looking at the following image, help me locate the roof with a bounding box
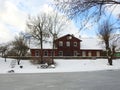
[28,38,53,49]
[80,37,102,50]
[30,42,52,49]
[55,34,81,42]
[30,34,103,50]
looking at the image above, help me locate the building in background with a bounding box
[30,34,103,58]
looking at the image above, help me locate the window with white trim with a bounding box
[82,51,86,57]
[74,51,78,56]
[59,41,63,46]
[66,41,70,47]
[50,51,55,56]
[74,42,77,47]
[44,51,48,56]
[97,51,100,57]
[35,50,39,56]
[67,36,72,40]
[88,51,92,57]
[58,51,63,56]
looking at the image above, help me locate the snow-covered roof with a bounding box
[30,37,103,50]
[80,37,102,50]
[30,42,52,49]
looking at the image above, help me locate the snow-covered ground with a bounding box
[0,57,120,74]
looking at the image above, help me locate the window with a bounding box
[58,51,63,56]
[82,51,86,57]
[74,42,77,47]
[66,41,70,47]
[97,51,100,57]
[88,51,92,57]
[35,50,39,56]
[44,51,48,56]
[50,51,55,56]
[74,51,78,56]
[67,36,72,40]
[59,41,63,46]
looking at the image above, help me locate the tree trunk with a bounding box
[107,49,113,66]
[17,54,21,65]
[51,49,54,64]
[106,47,113,65]
[108,57,112,65]
[4,56,6,62]
[40,31,44,64]
[2,52,3,57]
[17,59,20,65]
[51,37,55,64]
[40,50,43,64]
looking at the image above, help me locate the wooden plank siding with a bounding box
[30,34,103,58]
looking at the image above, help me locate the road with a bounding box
[0,70,120,90]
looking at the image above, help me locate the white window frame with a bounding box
[35,50,39,57]
[74,51,78,56]
[59,41,63,47]
[82,51,86,57]
[88,51,92,57]
[74,42,77,47]
[67,36,72,40]
[66,41,70,47]
[58,51,63,56]
[44,51,48,56]
[50,51,55,56]
[96,51,100,57]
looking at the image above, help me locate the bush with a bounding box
[44,57,53,65]
[30,57,41,65]
[30,57,53,65]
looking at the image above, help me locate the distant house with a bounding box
[30,34,103,58]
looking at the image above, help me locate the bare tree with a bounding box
[0,43,10,62]
[98,20,119,65]
[54,0,120,30]
[0,44,7,57]
[12,33,29,65]
[48,12,67,64]
[26,13,50,64]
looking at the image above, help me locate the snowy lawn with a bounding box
[0,57,120,74]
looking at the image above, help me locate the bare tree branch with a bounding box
[54,0,120,30]
[47,12,68,64]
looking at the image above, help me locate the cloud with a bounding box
[62,21,80,37]
[0,0,28,43]
[15,0,54,15]
[106,5,120,18]
[0,0,80,43]
[0,1,26,31]
[41,4,54,13]
[0,22,15,43]
[0,0,7,11]
[0,0,55,43]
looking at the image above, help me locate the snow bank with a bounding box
[0,57,120,74]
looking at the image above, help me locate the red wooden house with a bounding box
[30,34,103,58]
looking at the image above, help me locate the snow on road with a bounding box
[0,57,120,74]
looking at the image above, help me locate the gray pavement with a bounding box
[0,70,120,90]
